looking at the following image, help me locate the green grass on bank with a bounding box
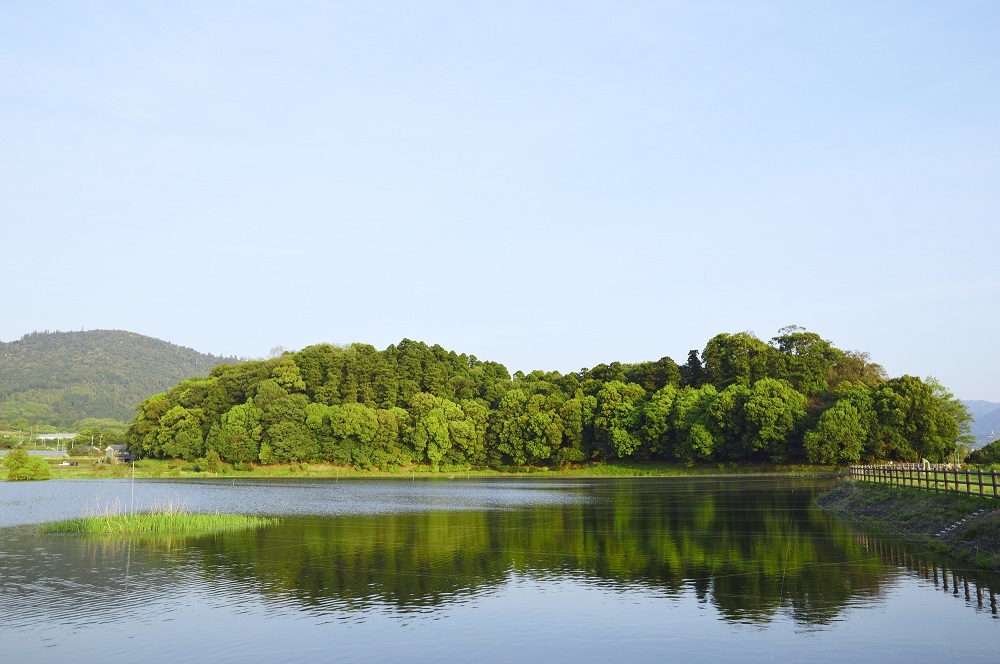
[851,466,1000,497]
[2,456,845,481]
[38,500,279,535]
[817,481,1000,571]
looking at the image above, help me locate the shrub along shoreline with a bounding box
[3,457,842,481]
[817,481,1000,571]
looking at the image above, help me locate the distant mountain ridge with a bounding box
[0,330,239,427]
[962,400,1000,447]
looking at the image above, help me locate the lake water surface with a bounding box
[1,477,998,663]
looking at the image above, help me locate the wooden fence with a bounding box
[849,464,1000,498]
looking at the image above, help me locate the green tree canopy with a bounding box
[120,332,966,470]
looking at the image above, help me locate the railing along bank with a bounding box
[850,464,1000,498]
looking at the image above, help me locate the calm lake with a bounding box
[1,477,998,663]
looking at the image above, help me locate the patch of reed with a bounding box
[38,498,278,535]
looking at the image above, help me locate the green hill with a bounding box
[0,330,239,428]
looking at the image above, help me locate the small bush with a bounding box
[194,450,230,474]
[4,449,52,481]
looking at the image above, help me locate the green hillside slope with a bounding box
[0,330,239,427]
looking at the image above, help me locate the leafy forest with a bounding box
[125,327,971,469]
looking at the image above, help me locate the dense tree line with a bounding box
[0,330,238,426]
[125,328,971,468]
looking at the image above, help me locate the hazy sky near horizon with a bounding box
[3,1,998,400]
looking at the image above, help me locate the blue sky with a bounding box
[3,1,998,400]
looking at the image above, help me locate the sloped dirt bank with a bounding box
[818,481,1000,571]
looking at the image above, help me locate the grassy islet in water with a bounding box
[37,499,278,535]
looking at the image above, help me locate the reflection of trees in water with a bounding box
[10,481,996,627]
[177,482,898,625]
[0,530,202,628]
[852,532,1000,618]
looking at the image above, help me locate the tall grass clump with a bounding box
[38,498,278,535]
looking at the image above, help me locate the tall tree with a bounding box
[679,350,706,388]
[671,385,719,464]
[593,381,646,458]
[625,357,681,393]
[769,326,842,396]
[701,332,776,389]
[741,379,806,462]
[874,375,958,462]
[803,399,867,465]
[827,350,886,390]
[328,402,380,467]
[157,405,205,461]
[127,392,173,458]
[708,384,751,460]
[255,379,312,463]
[215,398,264,464]
[925,376,975,449]
[641,385,678,457]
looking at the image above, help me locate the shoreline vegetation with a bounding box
[37,500,279,535]
[817,481,1000,571]
[3,457,843,481]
